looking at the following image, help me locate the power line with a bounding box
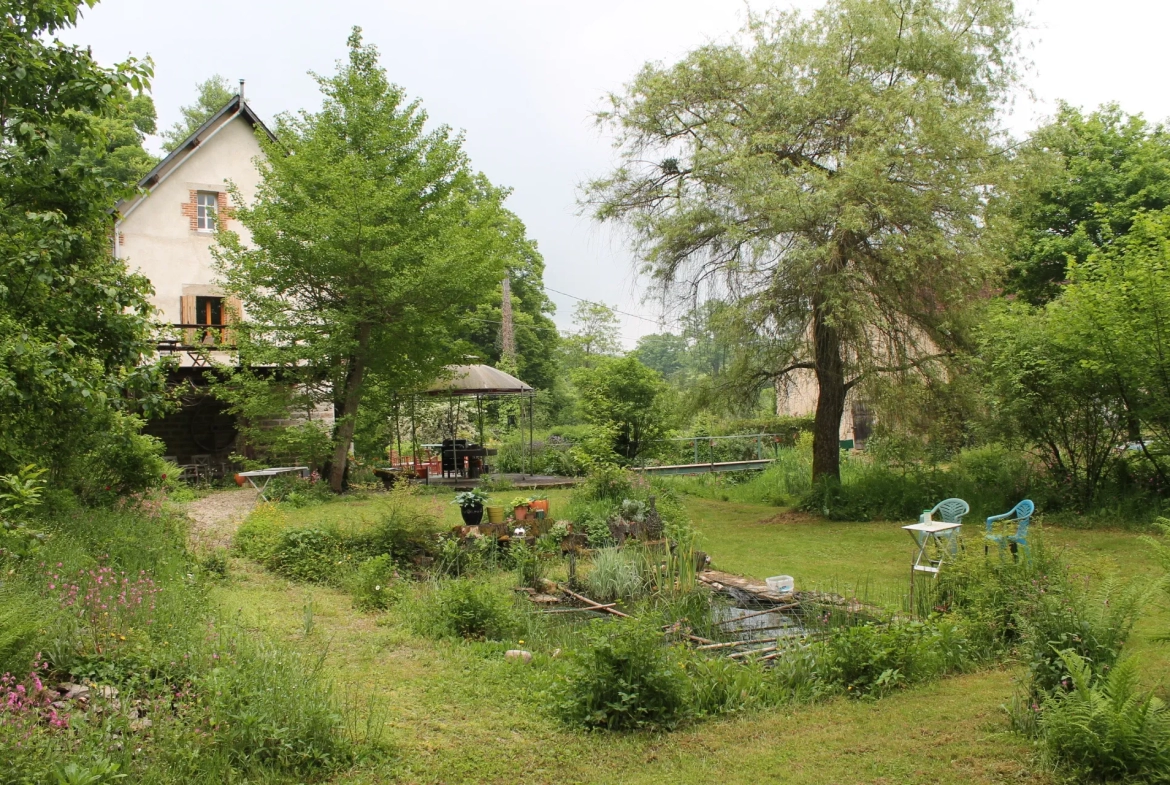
[542,285,663,325]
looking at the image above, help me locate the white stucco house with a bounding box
[116,92,331,470]
[115,90,271,358]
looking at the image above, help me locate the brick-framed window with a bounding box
[181,189,233,232]
[196,192,217,231]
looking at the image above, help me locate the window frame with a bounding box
[196,191,218,232]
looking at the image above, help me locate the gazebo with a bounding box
[397,363,536,476]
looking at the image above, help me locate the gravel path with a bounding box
[186,487,258,552]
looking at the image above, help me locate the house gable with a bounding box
[115,96,270,326]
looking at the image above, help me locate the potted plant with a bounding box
[528,494,549,515]
[452,490,489,526]
[486,504,506,523]
[510,496,531,521]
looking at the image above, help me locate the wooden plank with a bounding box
[698,570,794,603]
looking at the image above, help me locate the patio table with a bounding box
[238,466,309,502]
[903,520,962,609]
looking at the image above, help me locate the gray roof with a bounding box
[116,94,276,216]
[425,364,534,396]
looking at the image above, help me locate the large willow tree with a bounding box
[217,29,518,491]
[587,0,1021,481]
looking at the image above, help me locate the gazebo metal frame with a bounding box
[393,364,537,475]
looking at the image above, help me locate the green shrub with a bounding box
[200,549,229,579]
[578,463,633,504]
[1038,650,1170,782]
[264,473,334,507]
[817,617,973,697]
[347,555,403,611]
[233,507,288,563]
[934,540,1063,651]
[556,620,688,731]
[509,539,551,591]
[270,527,345,584]
[347,497,440,562]
[410,578,518,640]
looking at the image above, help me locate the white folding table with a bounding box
[237,466,310,502]
[903,520,962,609]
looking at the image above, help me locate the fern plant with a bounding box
[1039,649,1170,782]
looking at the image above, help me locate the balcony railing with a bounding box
[156,325,236,360]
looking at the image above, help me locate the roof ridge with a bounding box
[116,94,276,217]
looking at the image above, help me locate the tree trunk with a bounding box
[329,323,372,493]
[811,291,846,483]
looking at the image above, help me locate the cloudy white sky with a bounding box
[62,0,1170,347]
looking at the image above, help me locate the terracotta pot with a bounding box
[234,473,247,487]
[460,504,484,526]
[529,499,549,514]
[513,505,528,520]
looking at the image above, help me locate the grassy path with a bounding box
[190,489,1068,784]
[215,558,1046,784]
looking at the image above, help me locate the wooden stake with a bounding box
[729,645,778,659]
[561,587,633,619]
[538,603,616,614]
[695,639,757,651]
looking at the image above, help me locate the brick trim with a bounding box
[181,189,234,232]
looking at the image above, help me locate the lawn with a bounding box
[209,487,1170,784]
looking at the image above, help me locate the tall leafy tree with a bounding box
[587,0,1021,481]
[0,0,164,491]
[561,301,621,370]
[999,103,1170,305]
[216,29,516,491]
[160,74,234,151]
[574,355,670,462]
[1050,209,1170,486]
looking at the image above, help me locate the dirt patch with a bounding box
[759,510,819,526]
[186,488,258,552]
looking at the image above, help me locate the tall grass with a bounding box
[0,501,361,784]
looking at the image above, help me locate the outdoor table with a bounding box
[903,520,961,608]
[238,466,309,501]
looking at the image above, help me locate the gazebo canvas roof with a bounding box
[424,364,533,397]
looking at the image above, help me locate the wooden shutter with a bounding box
[180,295,196,345]
[223,296,243,347]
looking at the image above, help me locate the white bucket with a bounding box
[766,575,794,594]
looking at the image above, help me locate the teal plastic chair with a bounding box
[918,498,969,557]
[920,498,970,525]
[985,499,1034,559]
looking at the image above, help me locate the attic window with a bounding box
[196,192,218,232]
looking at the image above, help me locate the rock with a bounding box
[551,648,562,659]
[97,685,119,700]
[504,649,532,664]
[530,593,560,604]
[64,685,89,701]
[130,718,152,732]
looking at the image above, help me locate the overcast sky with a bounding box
[61,0,1170,347]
